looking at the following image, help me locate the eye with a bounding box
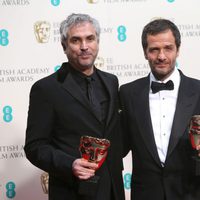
[87,35,96,42]
[83,141,92,148]
[148,48,159,53]
[72,39,78,43]
[165,46,173,51]
[70,37,80,44]
[99,150,106,155]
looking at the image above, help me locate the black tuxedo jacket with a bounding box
[120,70,200,200]
[25,62,125,200]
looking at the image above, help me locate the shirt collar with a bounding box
[150,67,181,92]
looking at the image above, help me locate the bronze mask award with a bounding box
[78,135,110,196]
[189,115,200,159]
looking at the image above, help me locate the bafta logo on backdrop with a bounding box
[87,0,99,3]
[94,56,104,69]
[34,21,51,43]
[41,172,49,194]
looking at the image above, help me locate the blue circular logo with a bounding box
[117,25,127,42]
[0,29,9,46]
[51,0,60,6]
[54,65,61,71]
[6,181,16,198]
[175,61,179,68]
[167,0,175,3]
[3,105,13,122]
[123,173,132,190]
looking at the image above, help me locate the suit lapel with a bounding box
[60,68,101,122]
[167,73,199,158]
[57,63,119,127]
[97,70,116,127]
[134,77,161,166]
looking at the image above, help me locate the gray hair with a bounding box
[60,13,101,49]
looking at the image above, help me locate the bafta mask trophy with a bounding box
[78,135,110,196]
[40,172,49,194]
[189,115,200,158]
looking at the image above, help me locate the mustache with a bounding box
[155,60,168,64]
[79,52,91,56]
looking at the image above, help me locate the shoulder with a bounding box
[31,62,69,89]
[97,68,117,78]
[120,76,148,93]
[180,70,200,90]
[31,72,56,91]
[96,68,118,84]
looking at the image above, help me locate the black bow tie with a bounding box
[151,80,174,94]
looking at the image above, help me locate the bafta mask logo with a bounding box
[34,21,51,43]
[40,172,49,194]
[189,115,200,149]
[87,0,99,3]
[79,136,110,169]
[94,56,104,69]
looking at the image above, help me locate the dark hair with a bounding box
[141,19,181,52]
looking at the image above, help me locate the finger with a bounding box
[77,160,96,173]
[79,171,94,179]
[75,170,95,180]
[72,159,96,178]
[80,159,98,170]
[196,144,200,151]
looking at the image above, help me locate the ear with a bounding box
[144,52,148,60]
[176,48,180,57]
[61,42,66,51]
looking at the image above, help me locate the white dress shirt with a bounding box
[149,68,180,164]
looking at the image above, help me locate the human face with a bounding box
[64,22,99,75]
[144,30,179,81]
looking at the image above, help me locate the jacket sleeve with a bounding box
[24,80,76,185]
[119,85,131,158]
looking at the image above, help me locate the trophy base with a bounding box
[78,175,100,196]
[192,150,200,161]
[192,155,200,176]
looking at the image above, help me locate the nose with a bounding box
[90,148,98,161]
[158,50,166,60]
[80,41,88,51]
[90,151,96,161]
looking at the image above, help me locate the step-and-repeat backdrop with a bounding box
[1,0,200,199]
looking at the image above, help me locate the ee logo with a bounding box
[3,105,13,122]
[51,0,60,6]
[54,65,61,72]
[6,181,16,198]
[117,25,127,42]
[124,173,132,190]
[0,29,9,46]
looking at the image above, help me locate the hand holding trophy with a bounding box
[78,135,110,196]
[189,115,200,158]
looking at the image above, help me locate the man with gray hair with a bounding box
[25,13,125,200]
